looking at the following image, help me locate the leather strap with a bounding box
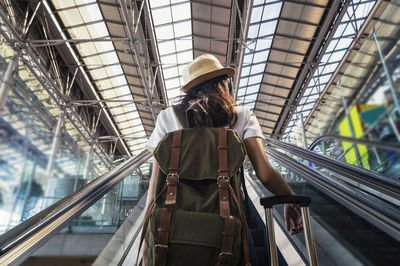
[155,207,172,266]
[218,178,230,218]
[229,185,251,266]
[154,130,182,265]
[217,128,229,177]
[216,217,235,266]
[165,174,178,205]
[217,128,235,266]
[165,130,182,205]
[218,128,230,218]
[134,186,167,266]
[168,130,182,174]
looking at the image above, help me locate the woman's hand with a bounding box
[284,204,303,235]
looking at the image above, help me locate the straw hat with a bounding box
[181,54,235,93]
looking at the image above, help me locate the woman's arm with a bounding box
[142,159,159,265]
[244,137,293,195]
[244,137,303,235]
[145,160,159,210]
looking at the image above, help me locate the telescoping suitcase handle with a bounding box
[260,195,318,266]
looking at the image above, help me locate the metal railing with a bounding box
[0,150,152,265]
[308,134,400,152]
[265,142,400,242]
[266,137,400,201]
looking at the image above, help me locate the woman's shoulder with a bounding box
[157,106,175,120]
[234,105,252,117]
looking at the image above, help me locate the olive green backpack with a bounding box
[136,103,250,266]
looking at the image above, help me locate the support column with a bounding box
[46,114,64,177]
[300,113,307,149]
[339,81,363,167]
[20,157,38,221]
[83,147,93,180]
[316,117,326,155]
[0,51,20,112]
[373,32,400,114]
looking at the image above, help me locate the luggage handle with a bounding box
[260,195,311,208]
[260,195,318,266]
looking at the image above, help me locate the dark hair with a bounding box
[177,75,237,127]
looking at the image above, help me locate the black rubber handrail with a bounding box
[265,148,400,241]
[308,134,400,152]
[266,137,400,201]
[0,150,152,265]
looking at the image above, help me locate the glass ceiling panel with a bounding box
[51,0,147,155]
[237,0,282,110]
[149,0,193,104]
[284,0,377,138]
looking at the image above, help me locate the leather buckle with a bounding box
[217,176,230,185]
[217,252,233,262]
[155,244,168,249]
[166,173,179,184]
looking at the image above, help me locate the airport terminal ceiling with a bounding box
[0,0,389,158]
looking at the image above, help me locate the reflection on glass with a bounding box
[0,46,109,234]
[61,159,152,233]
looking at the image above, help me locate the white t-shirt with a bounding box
[146,105,264,152]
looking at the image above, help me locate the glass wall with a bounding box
[289,1,400,178]
[0,41,110,234]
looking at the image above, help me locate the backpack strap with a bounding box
[134,186,167,266]
[229,185,251,266]
[217,128,230,218]
[186,102,213,127]
[155,130,182,266]
[165,130,181,205]
[216,128,235,266]
[172,105,188,128]
[172,103,214,128]
[217,128,250,266]
[217,216,235,266]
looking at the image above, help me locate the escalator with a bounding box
[0,138,399,265]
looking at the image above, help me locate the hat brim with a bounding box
[180,67,235,93]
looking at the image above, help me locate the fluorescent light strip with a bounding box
[237,0,282,111]
[284,0,376,136]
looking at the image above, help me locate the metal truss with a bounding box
[273,0,350,138]
[0,5,112,167]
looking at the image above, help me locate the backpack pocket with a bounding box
[146,207,243,266]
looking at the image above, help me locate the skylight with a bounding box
[283,0,377,139]
[51,0,148,155]
[149,0,193,104]
[236,0,282,110]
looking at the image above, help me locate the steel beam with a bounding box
[304,0,385,130]
[0,7,112,166]
[143,0,168,106]
[118,0,156,122]
[46,114,64,177]
[233,0,254,100]
[0,50,20,112]
[273,0,348,138]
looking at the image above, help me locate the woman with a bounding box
[143,54,302,264]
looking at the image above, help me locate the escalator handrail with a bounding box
[0,150,151,265]
[308,134,400,152]
[266,137,400,200]
[265,148,400,241]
